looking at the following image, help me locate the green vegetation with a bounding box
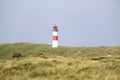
[0,42,120,80]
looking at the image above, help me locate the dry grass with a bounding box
[0,43,120,80]
[0,55,120,80]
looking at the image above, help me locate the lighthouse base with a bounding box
[52,41,58,48]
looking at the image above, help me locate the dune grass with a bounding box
[0,42,120,80]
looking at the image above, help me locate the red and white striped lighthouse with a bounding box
[52,24,58,48]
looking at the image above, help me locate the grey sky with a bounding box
[0,0,120,46]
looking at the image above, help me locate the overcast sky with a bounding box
[0,0,120,46]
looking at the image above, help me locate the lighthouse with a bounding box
[52,25,58,48]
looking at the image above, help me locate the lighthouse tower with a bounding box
[52,25,58,48]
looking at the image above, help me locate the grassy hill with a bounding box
[0,42,120,80]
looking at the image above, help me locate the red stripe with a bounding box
[53,29,58,31]
[53,27,58,31]
[53,36,58,40]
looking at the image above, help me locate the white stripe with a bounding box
[52,41,58,48]
[53,31,58,36]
